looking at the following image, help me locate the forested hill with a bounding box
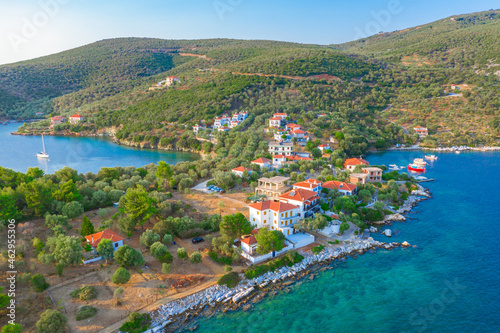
[332,10,500,71]
[0,38,376,119]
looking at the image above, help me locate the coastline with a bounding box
[142,186,432,333]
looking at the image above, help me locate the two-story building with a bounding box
[165,76,180,86]
[268,141,293,156]
[193,124,206,134]
[232,111,248,122]
[248,201,299,236]
[350,173,368,185]
[251,157,273,169]
[413,126,428,137]
[213,116,231,129]
[254,176,291,199]
[69,114,85,124]
[50,116,66,127]
[269,117,282,128]
[273,113,288,121]
[322,181,357,196]
[279,188,320,218]
[286,123,301,131]
[362,167,383,183]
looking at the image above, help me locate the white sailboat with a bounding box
[36,134,49,158]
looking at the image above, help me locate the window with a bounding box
[257,211,259,215]
[114,243,118,248]
[274,212,277,217]
[264,211,267,215]
[253,218,255,222]
[275,220,277,225]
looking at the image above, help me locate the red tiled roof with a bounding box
[85,229,123,248]
[344,158,369,167]
[323,181,357,192]
[269,117,281,121]
[252,157,271,164]
[70,114,84,118]
[51,116,65,120]
[274,113,287,116]
[318,144,329,148]
[274,154,287,159]
[249,200,298,212]
[292,129,306,134]
[232,166,251,172]
[286,123,300,128]
[293,180,320,190]
[287,156,313,161]
[279,188,319,203]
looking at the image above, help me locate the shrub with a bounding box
[120,312,151,333]
[139,230,160,248]
[35,309,67,333]
[177,248,188,260]
[62,201,84,219]
[224,265,232,272]
[162,234,173,245]
[112,268,131,284]
[114,287,124,298]
[1,323,23,333]
[339,222,350,234]
[114,245,145,268]
[217,272,240,288]
[208,251,232,265]
[31,274,49,292]
[70,285,98,301]
[75,305,97,321]
[190,251,202,264]
[55,263,64,277]
[158,251,173,264]
[161,263,171,274]
[320,203,329,211]
[32,237,44,253]
[150,242,168,258]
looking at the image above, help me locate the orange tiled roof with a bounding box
[232,166,251,172]
[344,158,369,167]
[252,157,271,164]
[323,181,357,192]
[85,229,123,248]
[279,188,319,203]
[248,200,298,212]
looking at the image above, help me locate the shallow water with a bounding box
[0,123,200,174]
[195,150,500,333]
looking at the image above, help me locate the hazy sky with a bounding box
[0,0,498,65]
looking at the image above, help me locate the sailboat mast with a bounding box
[42,134,46,153]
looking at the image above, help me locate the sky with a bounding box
[0,0,498,65]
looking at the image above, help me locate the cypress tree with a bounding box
[80,215,95,236]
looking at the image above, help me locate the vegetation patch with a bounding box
[244,250,304,279]
[120,312,151,333]
[75,305,97,321]
[217,272,240,288]
[70,285,98,301]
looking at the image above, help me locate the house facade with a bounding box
[292,179,322,194]
[50,116,66,127]
[414,126,428,137]
[165,76,180,86]
[362,167,383,183]
[273,113,288,121]
[268,141,293,156]
[69,114,84,124]
[350,173,368,185]
[213,116,231,129]
[251,157,272,169]
[318,144,330,152]
[279,188,320,218]
[248,201,299,236]
[269,117,282,128]
[232,166,252,177]
[254,176,291,199]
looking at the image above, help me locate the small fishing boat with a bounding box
[389,164,401,171]
[36,134,49,159]
[455,151,460,154]
[408,164,426,172]
[425,154,438,161]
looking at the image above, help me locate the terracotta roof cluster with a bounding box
[293,179,321,190]
[288,156,313,161]
[323,181,357,192]
[70,114,84,118]
[344,158,369,167]
[248,200,298,212]
[85,229,123,248]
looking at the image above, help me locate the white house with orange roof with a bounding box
[413,126,428,137]
[269,117,282,128]
[286,123,301,131]
[344,157,369,171]
[251,157,272,169]
[69,114,85,124]
[232,111,248,122]
[248,200,299,236]
[232,166,252,177]
[292,179,322,194]
[50,116,66,127]
[165,76,180,86]
[85,229,124,251]
[291,129,306,139]
[272,154,288,167]
[318,144,330,152]
[279,188,320,218]
[323,181,357,196]
[273,113,288,121]
[213,116,231,129]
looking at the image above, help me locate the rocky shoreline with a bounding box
[144,239,410,333]
[137,185,432,333]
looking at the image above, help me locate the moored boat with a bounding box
[36,134,49,159]
[408,164,426,172]
[425,154,438,161]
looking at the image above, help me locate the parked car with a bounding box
[192,237,204,244]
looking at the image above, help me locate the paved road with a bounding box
[191,178,213,193]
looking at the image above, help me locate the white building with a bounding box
[69,114,85,124]
[279,188,320,218]
[269,117,282,128]
[165,76,180,86]
[85,229,124,251]
[251,157,273,169]
[248,200,299,236]
[318,144,330,152]
[193,124,206,134]
[322,181,357,196]
[272,154,288,167]
[232,166,252,177]
[273,113,288,121]
[268,141,293,156]
[213,116,231,129]
[232,111,248,122]
[292,179,322,194]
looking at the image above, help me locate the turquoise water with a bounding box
[196,150,500,333]
[0,123,200,174]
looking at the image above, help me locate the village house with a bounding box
[274,131,288,142]
[217,126,230,132]
[318,144,330,152]
[50,116,66,127]
[230,120,241,128]
[286,123,301,131]
[292,179,322,194]
[85,229,124,251]
[350,173,368,185]
[279,188,320,218]
[291,129,307,139]
[251,157,273,169]
[344,157,369,171]
[69,114,85,124]
[269,117,282,128]
[288,155,313,162]
[272,154,288,167]
[362,167,383,183]
[413,126,428,137]
[273,113,288,121]
[248,201,299,236]
[213,116,231,129]
[240,229,260,255]
[165,76,180,86]
[323,181,357,196]
[232,111,248,122]
[36,111,44,116]
[231,166,252,177]
[268,141,293,156]
[254,176,291,199]
[193,124,206,134]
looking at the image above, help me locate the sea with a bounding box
[0,123,200,174]
[195,150,500,333]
